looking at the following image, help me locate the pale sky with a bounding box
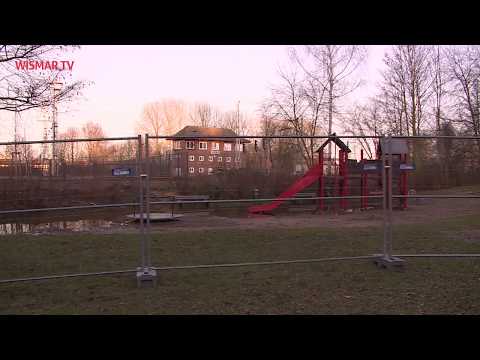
[0,45,390,142]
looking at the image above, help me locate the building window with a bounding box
[208,156,214,162]
[235,143,243,152]
[199,156,204,161]
[173,141,182,150]
[212,142,220,151]
[208,168,213,175]
[188,155,195,162]
[218,156,222,162]
[189,167,194,174]
[186,141,195,150]
[224,143,232,151]
[199,141,208,150]
[226,157,231,162]
[198,167,204,173]
[175,167,182,176]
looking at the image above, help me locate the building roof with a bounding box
[315,133,351,153]
[377,139,408,155]
[167,126,250,143]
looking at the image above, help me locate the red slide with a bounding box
[248,164,323,214]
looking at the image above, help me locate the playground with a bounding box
[1,133,480,314]
[2,183,478,236]
[1,185,480,314]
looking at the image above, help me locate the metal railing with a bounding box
[1,134,480,285]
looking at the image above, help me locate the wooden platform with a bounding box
[126,213,184,222]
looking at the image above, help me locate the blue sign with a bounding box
[363,164,379,171]
[400,164,415,171]
[112,168,132,176]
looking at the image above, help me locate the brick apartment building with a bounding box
[167,126,250,176]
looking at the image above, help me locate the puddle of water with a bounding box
[0,219,121,235]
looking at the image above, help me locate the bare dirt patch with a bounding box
[3,186,480,235]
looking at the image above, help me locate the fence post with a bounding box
[136,134,157,287]
[374,135,405,270]
[387,135,394,259]
[145,133,152,269]
[382,136,388,258]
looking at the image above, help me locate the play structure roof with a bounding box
[377,139,408,155]
[315,134,351,153]
[167,126,250,143]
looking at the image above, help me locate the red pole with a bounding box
[401,154,408,209]
[339,149,348,210]
[318,149,324,212]
[334,151,339,212]
[360,149,366,209]
[344,150,349,210]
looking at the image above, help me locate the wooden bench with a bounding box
[293,192,317,205]
[174,195,210,209]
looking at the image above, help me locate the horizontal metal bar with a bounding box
[392,195,480,199]
[0,269,137,284]
[151,135,480,140]
[0,196,384,215]
[0,202,140,215]
[153,135,383,140]
[0,256,385,284]
[395,254,480,258]
[0,136,138,146]
[8,193,476,216]
[2,253,480,284]
[2,135,479,146]
[391,136,480,140]
[156,256,378,270]
[150,195,385,206]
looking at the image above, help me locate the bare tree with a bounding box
[58,127,80,163]
[189,102,222,127]
[258,104,280,173]
[262,66,321,168]
[342,99,385,159]
[218,109,251,135]
[0,45,88,112]
[380,45,434,136]
[430,46,451,133]
[110,141,137,161]
[137,99,187,154]
[291,45,366,170]
[81,122,107,162]
[445,46,480,137]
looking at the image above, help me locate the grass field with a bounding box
[1,203,480,314]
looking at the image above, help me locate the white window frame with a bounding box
[173,141,182,150]
[186,141,195,150]
[198,167,204,173]
[224,143,232,151]
[235,143,243,152]
[226,157,231,162]
[208,156,214,162]
[188,155,195,162]
[199,141,208,150]
[212,142,220,151]
[218,156,222,162]
[188,167,195,174]
[199,155,204,162]
[208,168,213,175]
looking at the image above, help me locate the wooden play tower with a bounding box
[316,134,413,212]
[316,134,352,212]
